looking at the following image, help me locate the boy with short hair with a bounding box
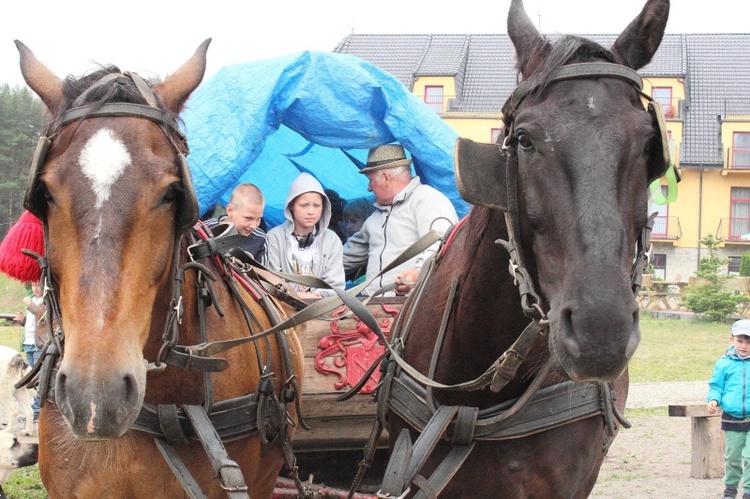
[708,319,750,499]
[204,183,267,265]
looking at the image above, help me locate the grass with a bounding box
[4,467,46,498]
[0,274,29,314]
[629,313,729,383]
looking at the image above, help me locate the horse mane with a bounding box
[527,35,619,99]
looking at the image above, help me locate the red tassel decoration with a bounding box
[0,211,44,283]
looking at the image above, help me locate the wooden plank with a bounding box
[294,417,388,451]
[668,404,721,418]
[668,404,725,479]
[692,415,725,478]
[300,393,379,419]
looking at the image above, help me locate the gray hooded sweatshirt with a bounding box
[267,173,345,297]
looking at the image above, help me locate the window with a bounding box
[651,253,667,280]
[424,86,444,114]
[729,256,742,276]
[732,132,750,168]
[651,87,674,118]
[730,187,750,240]
[491,128,503,144]
[648,186,669,237]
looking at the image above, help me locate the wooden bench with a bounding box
[668,404,724,478]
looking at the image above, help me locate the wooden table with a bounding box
[638,279,688,311]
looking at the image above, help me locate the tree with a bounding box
[740,253,750,277]
[681,234,745,321]
[0,84,45,239]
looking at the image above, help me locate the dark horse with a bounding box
[16,41,304,497]
[381,0,671,497]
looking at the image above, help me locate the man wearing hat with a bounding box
[343,144,458,296]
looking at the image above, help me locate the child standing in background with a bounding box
[708,319,750,499]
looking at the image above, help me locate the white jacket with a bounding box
[343,177,458,296]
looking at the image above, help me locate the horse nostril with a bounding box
[56,372,67,400]
[122,373,137,402]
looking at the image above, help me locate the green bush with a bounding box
[741,253,750,277]
[682,234,744,321]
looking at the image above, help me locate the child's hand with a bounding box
[708,400,719,414]
[22,296,31,306]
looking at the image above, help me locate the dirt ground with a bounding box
[590,412,723,498]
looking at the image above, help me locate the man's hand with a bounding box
[708,400,719,414]
[394,268,420,296]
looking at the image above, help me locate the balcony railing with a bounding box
[717,218,750,241]
[650,216,682,240]
[652,97,683,120]
[422,95,459,114]
[727,147,750,169]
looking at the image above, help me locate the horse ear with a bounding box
[507,0,549,77]
[15,40,65,115]
[152,38,211,114]
[611,0,670,70]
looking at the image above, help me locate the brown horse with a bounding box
[16,40,304,497]
[381,0,671,497]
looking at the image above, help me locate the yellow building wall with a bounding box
[443,117,504,143]
[412,76,456,112]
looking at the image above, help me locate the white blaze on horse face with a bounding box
[588,96,596,110]
[79,128,132,211]
[86,400,97,434]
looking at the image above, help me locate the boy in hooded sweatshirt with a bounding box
[708,319,750,499]
[267,173,345,299]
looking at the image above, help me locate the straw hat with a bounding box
[359,145,412,174]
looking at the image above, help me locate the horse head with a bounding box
[510,0,669,381]
[16,40,209,439]
[457,0,669,382]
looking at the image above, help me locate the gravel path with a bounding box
[627,380,709,409]
[591,380,725,499]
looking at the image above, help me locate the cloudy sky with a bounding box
[1,0,746,88]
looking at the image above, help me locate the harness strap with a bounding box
[412,407,478,499]
[389,372,611,441]
[155,438,208,499]
[132,395,262,442]
[378,405,477,499]
[379,429,413,497]
[183,405,249,498]
[158,404,189,445]
[502,62,644,123]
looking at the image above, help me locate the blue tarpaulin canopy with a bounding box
[181,51,469,227]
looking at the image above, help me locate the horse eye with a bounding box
[517,133,534,150]
[161,184,180,205]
